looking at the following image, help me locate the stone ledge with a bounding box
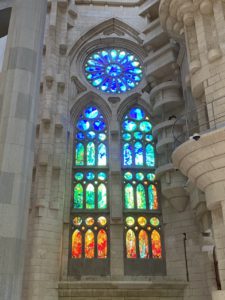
[59,280,187,299]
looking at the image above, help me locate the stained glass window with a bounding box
[122,107,162,261]
[71,216,108,259]
[122,107,154,168]
[125,216,162,259]
[72,106,109,261]
[84,49,143,94]
[75,106,107,167]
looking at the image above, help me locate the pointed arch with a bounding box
[69,18,144,62]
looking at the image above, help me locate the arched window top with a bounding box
[122,107,155,168]
[75,105,108,167]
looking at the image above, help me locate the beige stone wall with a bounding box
[7,1,217,300]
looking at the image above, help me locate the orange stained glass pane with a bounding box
[139,230,149,258]
[151,230,162,259]
[149,185,158,210]
[72,230,82,258]
[126,229,137,258]
[97,229,107,258]
[85,229,95,258]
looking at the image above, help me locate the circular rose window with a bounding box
[84,48,143,94]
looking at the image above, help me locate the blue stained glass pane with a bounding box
[87,131,96,139]
[98,133,106,141]
[123,133,132,141]
[86,172,95,180]
[76,132,85,140]
[75,172,84,181]
[146,134,153,142]
[139,121,152,133]
[77,119,90,131]
[146,144,155,167]
[123,143,132,166]
[134,132,143,140]
[93,120,106,131]
[98,172,107,180]
[93,78,103,86]
[84,106,99,119]
[130,108,145,121]
[98,143,107,166]
[85,49,143,94]
[135,142,144,166]
[123,120,137,132]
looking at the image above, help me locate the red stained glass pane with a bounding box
[85,229,95,258]
[151,230,162,259]
[72,230,82,258]
[97,229,107,259]
[126,229,137,258]
[139,230,149,258]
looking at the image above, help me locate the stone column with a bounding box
[160,1,225,298]
[0,0,47,299]
[109,105,124,276]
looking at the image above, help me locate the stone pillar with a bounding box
[109,106,124,276]
[150,81,188,212]
[22,1,74,299]
[0,0,47,299]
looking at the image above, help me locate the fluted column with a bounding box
[0,0,47,299]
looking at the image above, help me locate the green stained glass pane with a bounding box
[126,216,135,226]
[136,184,146,209]
[124,172,133,180]
[75,172,84,181]
[146,144,155,167]
[136,172,144,181]
[150,217,160,227]
[98,183,107,209]
[98,172,107,180]
[86,184,95,209]
[147,173,155,181]
[74,184,83,209]
[98,143,107,166]
[87,142,96,166]
[125,183,134,209]
[75,143,84,166]
[135,142,143,166]
[123,133,132,141]
[139,121,152,133]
